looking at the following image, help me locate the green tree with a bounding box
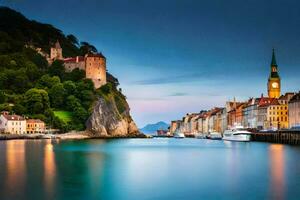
[64,68,85,82]
[48,83,66,108]
[48,60,65,80]
[24,88,50,114]
[63,81,77,96]
[66,95,81,111]
[36,74,60,90]
[0,90,6,104]
[74,106,88,121]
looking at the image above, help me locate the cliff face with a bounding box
[85,84,140,137]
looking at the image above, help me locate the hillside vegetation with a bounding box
[0,7,122,132]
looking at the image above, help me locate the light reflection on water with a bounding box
[269,144,285,200]
[0,139,299,200]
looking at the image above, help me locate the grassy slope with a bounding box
[54,111,73,123]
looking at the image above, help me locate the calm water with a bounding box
[0,138,300,200]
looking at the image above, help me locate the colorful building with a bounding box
[26,119,46,134]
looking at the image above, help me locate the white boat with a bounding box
[223,126,251,142]
[173,129,185,138]
[195,133,207,139]
[207,131,222,140]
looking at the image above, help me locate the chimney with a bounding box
[76,56,79,63]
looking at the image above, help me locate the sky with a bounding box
[1,0,300,127]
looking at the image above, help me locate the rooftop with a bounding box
[2,114,25,121]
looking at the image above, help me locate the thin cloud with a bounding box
[168,92,189,96]
[133,73,205,85]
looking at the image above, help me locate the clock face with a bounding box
[272,82,279,88]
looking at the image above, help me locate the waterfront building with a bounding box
[26,119,46,134]
[257,97,288,130]
[197,112,207,134]
[242,97,262,129]
[202,112,210,134]
[170,120,181,135]
[0,112,26,134]
[190,114,200,135]
[220,108,227,133]
[288,92,300,128]
[267,49,281,98]
[227,100,246,128]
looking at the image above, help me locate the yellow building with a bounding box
[26,119,45,134]
[268,49,281,98]
[265,99,288,129]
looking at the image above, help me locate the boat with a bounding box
[173,129,185,138]
[207,131,222,140]
[223,126,251,142]
[195,133,207,139]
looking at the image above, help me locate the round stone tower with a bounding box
[85,53,107,89]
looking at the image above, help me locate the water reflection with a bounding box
[5,140,27,195]
[44,140,56,198]
[269,144,285,200]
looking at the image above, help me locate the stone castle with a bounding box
[48,41,107,89]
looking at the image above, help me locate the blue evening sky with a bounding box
[1,0,300,127]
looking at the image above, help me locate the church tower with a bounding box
[50,40,63,61]
[267,49,281,98]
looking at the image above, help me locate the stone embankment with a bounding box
[251,130,300,145]
[0,131,149,141]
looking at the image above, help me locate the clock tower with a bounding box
[267,49,281,98]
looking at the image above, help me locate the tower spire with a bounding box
[271,48,277,66]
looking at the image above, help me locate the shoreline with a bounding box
[0,131,151,141]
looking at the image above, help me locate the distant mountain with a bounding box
[140,121,169,134]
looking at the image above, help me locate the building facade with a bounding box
[0,112,26,134]
[289,92,300,128]
[50,41,107,89]
[26,119,46,134]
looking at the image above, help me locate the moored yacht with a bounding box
[173,129,185,138]
[207,131,222,140]
[223,126,251,142]
[195,133,207,139]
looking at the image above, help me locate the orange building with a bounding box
[26,119,45,134]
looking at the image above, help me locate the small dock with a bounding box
[251,130,300,145]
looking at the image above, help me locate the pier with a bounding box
[251,130,300,145]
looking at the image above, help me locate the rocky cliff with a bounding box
[85,83,141,137]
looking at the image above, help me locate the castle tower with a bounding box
[267,49,281,98]
[85,53,107,89]
[50,40,63,61]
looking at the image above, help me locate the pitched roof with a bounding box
[258,97,279,107]
[2,114,25,121]
[289,92,300,103]
[26,119,45,123]
[54,40,61,49]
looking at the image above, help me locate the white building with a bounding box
[0,112,26,134]
[289,92,300,128]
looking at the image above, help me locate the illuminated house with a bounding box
[0,111,26,134]
[26,119,46,134]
